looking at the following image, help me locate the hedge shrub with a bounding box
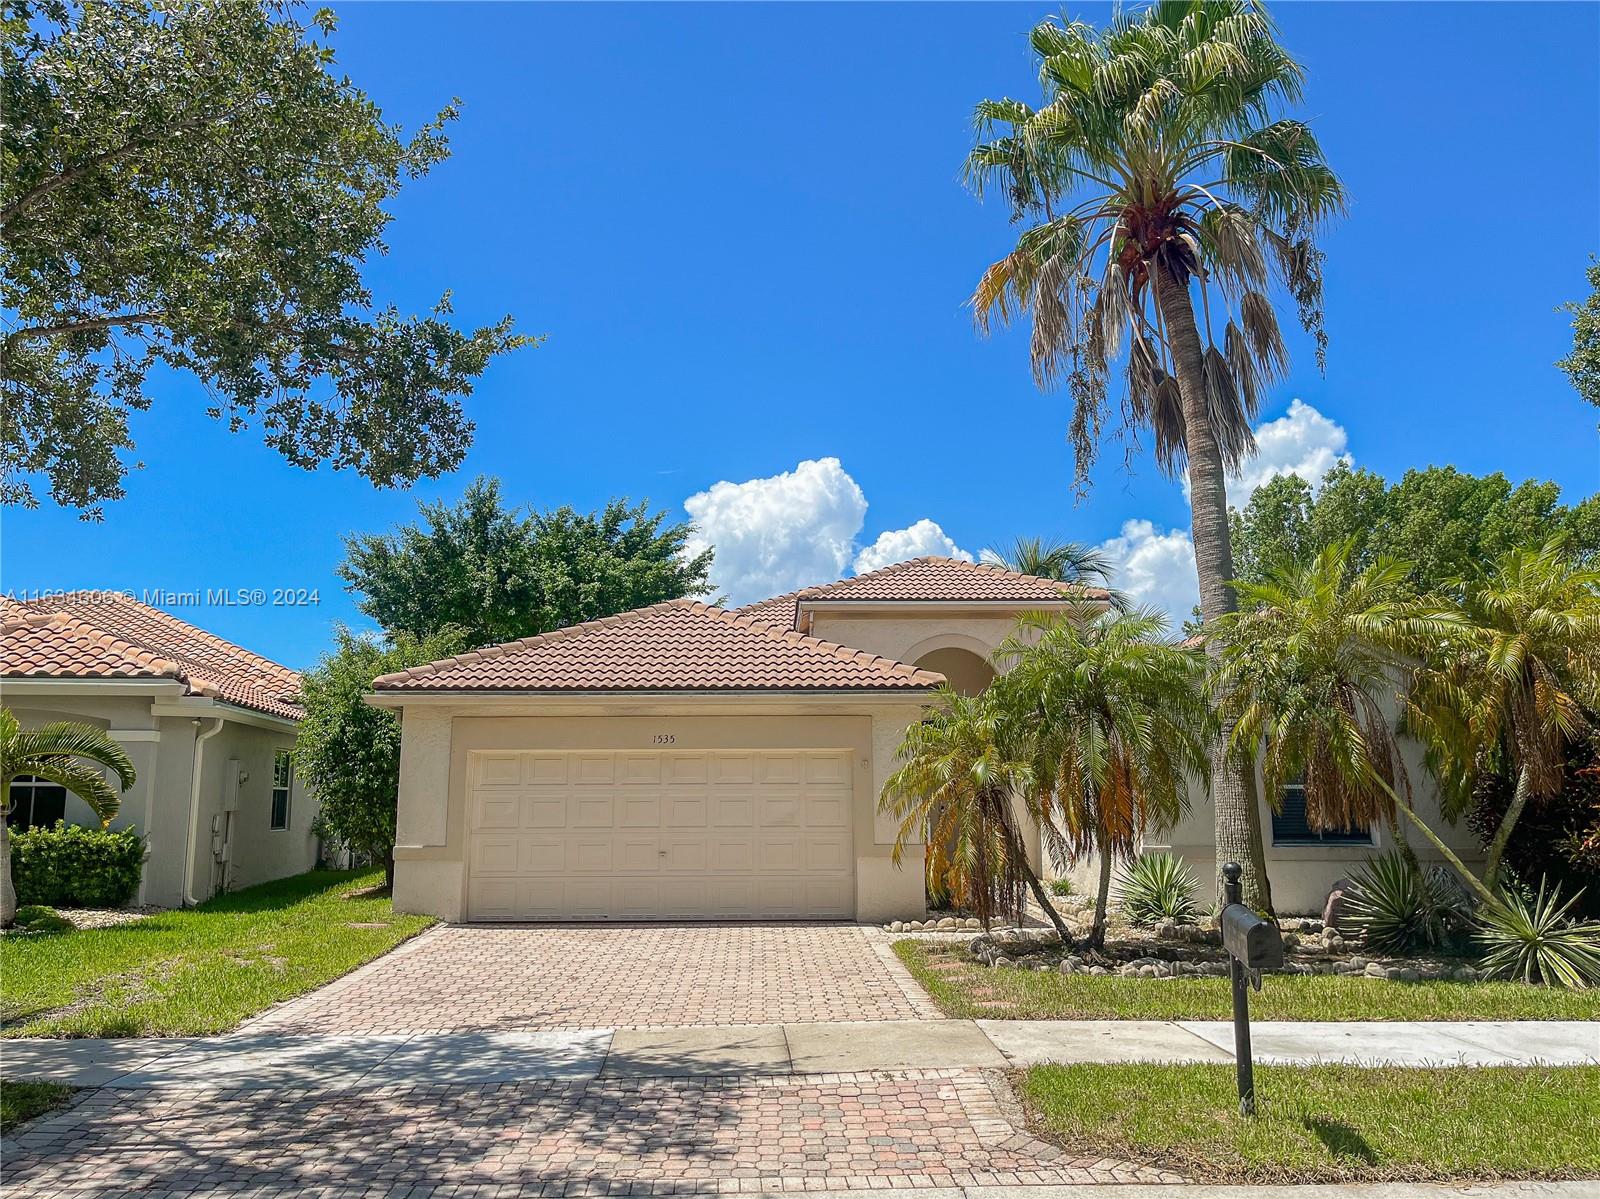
[9,823,145,908]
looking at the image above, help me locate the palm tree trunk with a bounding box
[1089,840,1113,951]
[1376,778,1497,907]
[1482,764,1531,894]
[997,795,1074,944]
[1153,265,1274,915]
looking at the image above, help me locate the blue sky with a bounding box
[4,2,1596,668]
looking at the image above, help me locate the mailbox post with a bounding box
[1218,862,1283,1116]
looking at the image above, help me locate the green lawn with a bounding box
[1020,1063,1600,1182]
[895,940,1600,1021]
[1,869,434,1038]
[0,1080,73,1130]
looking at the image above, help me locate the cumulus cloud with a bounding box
[683,457,867,605]
[1097,519,1199,623]
[853,519,972,575]
[1228,398,1351,501]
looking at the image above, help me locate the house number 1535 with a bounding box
[652,734,676,745]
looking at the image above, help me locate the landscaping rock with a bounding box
[1453,965,1479,982]
[1364,961,1389,979]
[1323,876,1358,932]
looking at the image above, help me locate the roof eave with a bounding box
[365,686,940,710]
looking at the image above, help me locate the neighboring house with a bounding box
[1,592,317,907]
[371,557,1103,924]
[372,554,1483,924]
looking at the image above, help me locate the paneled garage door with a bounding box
[466,749,855,920]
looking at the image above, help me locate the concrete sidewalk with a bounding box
[4,1018,1595,1089]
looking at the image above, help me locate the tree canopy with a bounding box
[1231,463,1600,590]
[294,627,465,884]
[338,477,715,647]
[1559,259,1600,409]
[1,0,533,517]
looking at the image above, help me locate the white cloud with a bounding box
[1228,398,1351,501]
[683,457,867,605]
[1097,519,1199,623]
[853,519,972,575]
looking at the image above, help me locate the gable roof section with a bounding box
[736,556,1107,629]
[3,592,304,721]
[372,599,944,694]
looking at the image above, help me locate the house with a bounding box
[371,557,1102,923]
[372,555,1483,923]
[1,592,318,907]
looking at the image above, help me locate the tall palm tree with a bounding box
[1408,538,1600,891]
[1,708,136,926]
[995,610,1211,948]
[1209,542,1496,904]
[881,689,1074,940]
[980,536,1129,609]
[965,2,1345,910]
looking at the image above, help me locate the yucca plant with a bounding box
[1345,851,1469,954]
[1115,851,1200,927]
[1476,879,1600,988]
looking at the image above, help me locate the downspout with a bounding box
[183,717,225,907]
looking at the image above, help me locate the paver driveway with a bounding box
[3,1069,1182,1197]
[246,922,939,1034]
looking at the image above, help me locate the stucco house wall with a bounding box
[382,696,931,923]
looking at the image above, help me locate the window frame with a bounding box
[5,775,69,832]
[1270,781,1376,848]
[269,749,293,831]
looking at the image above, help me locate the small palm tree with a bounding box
[1,708,136,926]
[1408,538,1600,891]
[980,537,1129,610]
[995,610,1211,949]
[966,3,1345,911]
[1209,542,1496,904]
[881,689,1074,940]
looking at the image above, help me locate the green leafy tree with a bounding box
[880,689,1073,940]
[338,477,714,647]
[1409,538,1600,892]
[294,627,465,888]
[1,0,532,518]
[1208,541,1496,904]
[964,2,1345,909]
[1,708,135,926]
[995,611,1210,949]
[1559,258,1600,408]
[1232,464,1600,586]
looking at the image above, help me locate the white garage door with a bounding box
[466,749,855,920]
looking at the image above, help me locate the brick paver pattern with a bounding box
[3,1070,1184,1197]
[246,923,938,1033]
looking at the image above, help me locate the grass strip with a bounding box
[2,868,433,1037]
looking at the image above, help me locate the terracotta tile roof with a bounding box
[3,592,303,721]
[737,556,1106,629]
[372,599,944,694]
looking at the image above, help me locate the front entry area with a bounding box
[466,748,855,921]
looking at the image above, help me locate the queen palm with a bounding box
[881,689,1074,940]
[980,536,1129,610]
[995,610,1211,948]
[1,707,136,926]
[1408,538,1600,892]
[965,2,1345,909]
[1209,542,1496,904]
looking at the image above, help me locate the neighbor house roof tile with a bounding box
[736,556,1106,629]
[372,599,944,694]
[3,592,303,720]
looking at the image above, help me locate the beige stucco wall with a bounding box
[386,696,933,923]
[3,685,314,908]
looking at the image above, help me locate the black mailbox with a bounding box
[1220,903,1285,971]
